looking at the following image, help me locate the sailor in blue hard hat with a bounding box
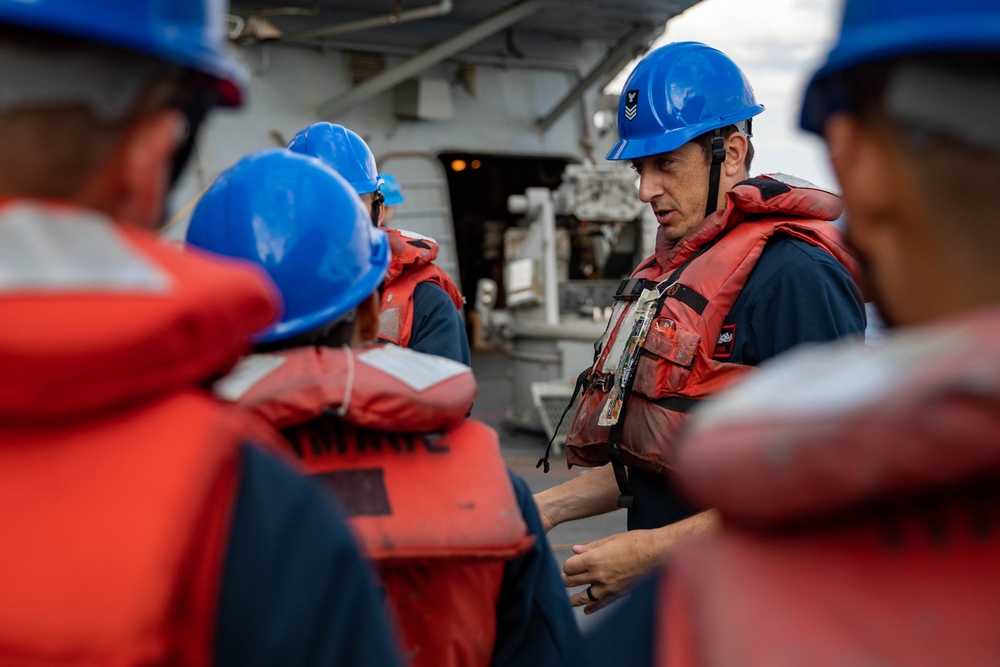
[287,122,386,226]
[0,1,401,664]
[569,2,1000,664]
[800,0,1000,331]
[188,148,581,667]
[606,41,764,236]
[378,173,405,225]
[288,122,471,365]
[534,41,867,616]
[187,149,391,345]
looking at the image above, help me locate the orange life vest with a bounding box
[658,308,1000,666]
[564,176,862,476]
[0,200,278,664]
[379,228,465,348]
[225,345,534,667]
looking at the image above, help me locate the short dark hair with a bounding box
[254,312,358,353]
[693,124,755,173]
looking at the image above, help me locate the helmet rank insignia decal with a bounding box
[624,89,638,121]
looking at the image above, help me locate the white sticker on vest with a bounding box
[599,289,659,376]
[598,301,632,375]
[358,345,468,392]
[598,288,660,426]
[213,354,287,402]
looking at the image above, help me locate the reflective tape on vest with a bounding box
[0,203,171,293]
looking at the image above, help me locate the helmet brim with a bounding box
[606,105,764,161]
[800,16,1000,135]
[0,7,247,107]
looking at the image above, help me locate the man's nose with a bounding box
[637,172,662,203]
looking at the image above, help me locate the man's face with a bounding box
[631,141,711,243]
[382,205,397,225]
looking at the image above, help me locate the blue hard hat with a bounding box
[187,149,390,343]
[379,173,405,206]
[287,123,380,195]
[606,42,764,161]
[801,0,1000,135]
[0,0,246,106]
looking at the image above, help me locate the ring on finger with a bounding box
[586,585,598,602]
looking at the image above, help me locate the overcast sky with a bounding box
[609,0,844,190]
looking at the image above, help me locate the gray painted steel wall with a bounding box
[167,35,621,241]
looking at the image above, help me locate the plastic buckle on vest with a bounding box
[614,277,632,297]
[587,373,613,392]
[608,442,635,509]
[613,278,648,303]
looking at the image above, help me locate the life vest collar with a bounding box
[0,199,277,423]
[222,344,476,433]
[677,307,1000,526]
[384,227,440,286]
[657,174,844,270]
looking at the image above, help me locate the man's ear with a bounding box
[86,109,184,229]
[352,292,382,348]
[723,131,749,178]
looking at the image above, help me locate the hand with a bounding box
[562,530,665,614]
[562,510,720,614]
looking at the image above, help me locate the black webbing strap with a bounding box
[614,277,658,302]
[536,367,592,473]
[607,362,646,508]
[704,129,726,219]
[168,104,207,189]
[652,395,700,413]
[661,283,708,315]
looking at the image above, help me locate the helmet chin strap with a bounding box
[158,100,210,231]
[168,105,207,189]
[370,189,385,226]
[704,128,727,218]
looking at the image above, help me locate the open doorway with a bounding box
[437,152,575,312]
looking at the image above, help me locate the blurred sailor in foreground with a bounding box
[189,149,580,667]
[534,41,866,612]
[579,0,1000,664]
[0,1,400,664]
